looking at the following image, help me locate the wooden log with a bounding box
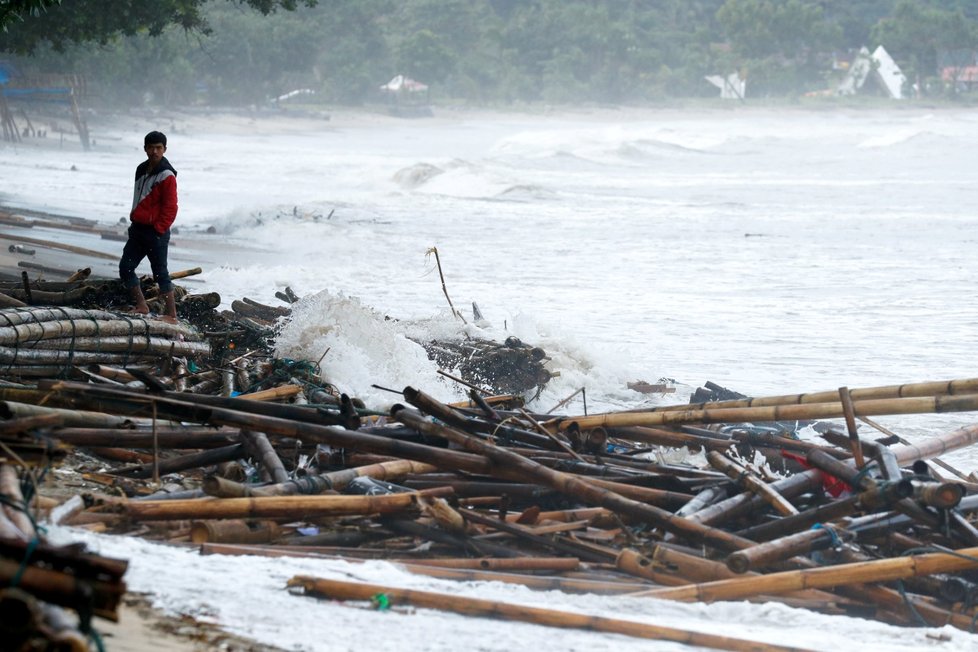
[548,393,978,431]
[287,576,817,652]
[396,392,753,553]
[124,487,452,520]
[636,544,978,604]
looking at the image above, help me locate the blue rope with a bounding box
[810,522,842,548]
[10,535,39,588]
[849,460,878,489]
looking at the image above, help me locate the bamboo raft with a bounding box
[3,268,978,648]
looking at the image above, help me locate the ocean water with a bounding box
[5,105,978,650]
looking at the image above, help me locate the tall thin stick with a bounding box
[426,247,466,324]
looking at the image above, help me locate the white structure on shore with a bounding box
[837,45,907,99]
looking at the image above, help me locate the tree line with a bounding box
[1,0,977,106]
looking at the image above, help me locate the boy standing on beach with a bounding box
[119,130,178,321]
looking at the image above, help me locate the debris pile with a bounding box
[7,353,978,647]
[3,264,978,648]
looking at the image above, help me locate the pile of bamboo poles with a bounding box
[0,306,210,379]
[8,372,978,643]
[0,456,127,650]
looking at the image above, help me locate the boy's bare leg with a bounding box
[129,285,150,314]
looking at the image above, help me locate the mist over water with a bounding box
[2,106,977,469]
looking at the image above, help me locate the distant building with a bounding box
[837,46,907,99]
[704,72,746,100]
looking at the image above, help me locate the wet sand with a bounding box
[99,595,285,652]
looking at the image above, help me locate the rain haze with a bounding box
[2,2,978,651]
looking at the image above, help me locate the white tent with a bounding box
[705,72,746,100]
[837,46,907,99]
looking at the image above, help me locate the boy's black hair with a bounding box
[144,131,167,147]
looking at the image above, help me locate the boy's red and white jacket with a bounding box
[130,156,178,234]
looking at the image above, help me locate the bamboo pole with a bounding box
[725,525,850,575]
[546,393,978,431]
[112,443,248,479]
[123,487,452,521]
[890,423,978,467]
[240,430,289,484]
[0,233,117,259]
[621,377,978,413]
[199,542,646,593]
[400,557,580,572]
[51,427,238,449]
[287,576,817,652]
[634,544,978,603]
[687,469,824,526]
[236,384,303,402]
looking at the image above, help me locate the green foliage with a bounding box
[3,0,977,105]
[0,0,316,53]
[872,0,978,92]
